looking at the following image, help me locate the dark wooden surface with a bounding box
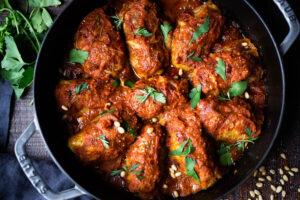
[5,0,300,199]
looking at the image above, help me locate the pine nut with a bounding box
[61,105,68,111]
[147,127,154,134]
[253,170,258,177]
[282,190,286,198]
[258,177,265,182]
[249,190,255,198]
[256,182,263,188]
[279,168,284,175]
[175,172,181,177]
[270,194,274,200]
[152,117,158,123]
[284,166,290,171]
[291,167,299,172]
[245,92,250,99]
[283,175,288,182]
[120,171,126,177]
[276,186,283,193]
[269,169,275,174]
[254,189,261,195]
[172,191,179,198]
[259,166,265,172]
[178,69,183,76]
[114,121,120,127]
[270,185,276,192]
[162,184,168,189]
[288,171,294,176]
[266,175,272,181]
[258,195,262,200]
[280,179,284,185]
[171,165,177,171]
[280,153,286,159]
[117,127,125,134]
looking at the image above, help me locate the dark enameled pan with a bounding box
[14,0,299,199]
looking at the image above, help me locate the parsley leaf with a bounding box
[28,0,61,8]
[96,109,116,120]
[160,22,172,43]
[189,16,210,45]
[124,79,135,88]
[218,142,232,166]
[171,138,195,156]
[189,84,201,109]
[133,26,152,37]
[75,83,89,94]
[245,128,255,138]
[129,163,140,172]
[216,59,226,81]
[186,51,202,62]
[136,175,144,181]
[113,79,120,88]
[31,8,53,33]
[110,169,122,176]
[68,48,89,64]
[96,134,109,149]
[136,86,166,104]
[185,156,200,182]
[111,15,123,30]
[228,81,248,97]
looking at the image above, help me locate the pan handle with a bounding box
[273,0,300,55]
[14,121,86,200]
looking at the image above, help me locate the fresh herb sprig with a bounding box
[111,163,144,181]
[185,156,200,182]
[136,86,166,104]
[171,138,195,156]
[96,109,116,121]
[96,134,109,149]
[218,81,248,101]
[111,15,123,30]
[189,84,201,109]
[68,48,89,64]
[189,16,210,45]
[133,26,152,37]
[160,22,172,43]
[216,59,226,81]
[0,0,61,99]
[187,51,202,62]
[75,83,89,94]
[218,128,258,166]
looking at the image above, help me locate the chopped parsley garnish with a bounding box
[189,16,210,45]
[185,156,200,182]
[75,83,89,94]
[96,109,116,120]
[160,22,172,43]
[171,138,195,156]
[122,121,137,137]
[133,26,152,37]
[218,128,258,166]
[68,48,89,64]
[96,134,109,149]
[111,163,144,181]
[111,15,123,30]
[136,86,166,104]
[219,81,248,101]
[189,84,201,109]
[124,79,135,89]
[216,59,226,81]
[113,79,120,88]
[186,51,203,62]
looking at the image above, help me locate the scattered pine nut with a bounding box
[298,187,300,193]
[288,171,294,176]
[174,75,179,80]
[171,165,177,171]
[259,166,265,172]
[245,92,250,99]
[162,184,168,189]
[152,117,158,123]
[270,194,274,200]
[120,171,126,177]
[276,186,283,193]
[270,185,276,192]
[117,127,125,134]
[282,190,286,198]
[178,69,183,76]
[258,195,262,200]
[114,121,120,127]
[175,172,181,177]
[254,189,261,195]
[61,105,68,111]
[258,177,265,182]
[291,167,299,172]
[147,127,154,134]
[280,153,286,159]
[170,172,176,178]
[280,179,284,185]
[269,169,275,174]
[262,170,266,176]
[172,191,179,198]
[283,175,288,182]
[266,175,272,181]
[279,168,284,175]
[284,166,290,171]
[242,42,248,46]
[249,190,255,198]
[256,182,263,188]
[253,170,258,177]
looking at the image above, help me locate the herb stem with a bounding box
[0,8,20,34]
[22,28,39,54]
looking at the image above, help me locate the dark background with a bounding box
[3,0,300,199]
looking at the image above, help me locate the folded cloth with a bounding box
[0,153,93,200]
[0,78,13,152]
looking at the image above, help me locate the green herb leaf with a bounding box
[96,109,116,120]
[160,22,172,43]
[187,51,202,62]
[29,0,61,8]
[245,128,254,138]
[75,83,89,94]
[218,96,231,101]
[124,79,135,89]
[189,16,210,45]
[228,81,248,97]
[185,156,200,182]
[111,15,123,30]
[113,79,120,88]
[136,86,166,104]
[68,48,89,64]
[110,169,122,176]
[133,26,152,37]
[171,138,195,156]
[131,170,143,175]
[122,166,129,172]
[122,121,137,137]
[130,163,140,172]
[96,134,109,149]
[216,59,226,81]
[189,84,201,109]
[218,142,232,166]
[41,8,53,27]
[136,175,144,181]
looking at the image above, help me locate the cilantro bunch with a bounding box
[0,0,61,99]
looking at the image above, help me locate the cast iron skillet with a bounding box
[14,0,300,199]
